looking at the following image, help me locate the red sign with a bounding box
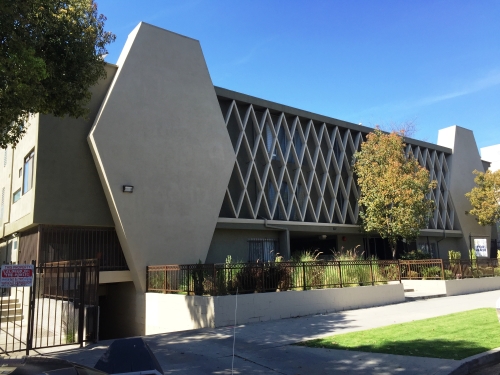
[0,264,34,287]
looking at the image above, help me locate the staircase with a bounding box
[0,298,24,323]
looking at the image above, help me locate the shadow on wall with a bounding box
[99,282,145,339]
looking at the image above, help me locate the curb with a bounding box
[404,294,447,301]
[448,346,500,375]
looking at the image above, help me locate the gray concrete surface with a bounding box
[35,290,500,374]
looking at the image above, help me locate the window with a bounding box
[3,148,7,167]
[266,121,288,161]
[23,150,34,194]
[13,189,21,203]
[291,130,302,162]
[269,182,289,220]
[333,141,342,162]
[248,238,279,262]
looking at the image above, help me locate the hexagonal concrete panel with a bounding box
[88,23,235,292]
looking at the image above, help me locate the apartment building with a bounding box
[0,22,495,337]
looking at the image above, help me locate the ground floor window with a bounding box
[248,238,279,262]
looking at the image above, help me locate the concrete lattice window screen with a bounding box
[218,98,456,231]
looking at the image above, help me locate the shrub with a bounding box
[292,249,322,262]
[421,266,442,279]
[444,270,454,280]
[399,250,431,260]
[448,250,461,260]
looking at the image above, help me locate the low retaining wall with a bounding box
[445,277,500,296]
[145,283,405,334]
[402,280,447,294]
[402,277,500,296]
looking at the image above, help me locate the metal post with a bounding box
[78,265,86,348]
[338,261,343,288]
[213,264,217,295]
[369,260,374,286]
[261,262,265,293]
[302,262,306,291]
[26,260,37,355]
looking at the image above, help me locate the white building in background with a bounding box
[481,144,500,172]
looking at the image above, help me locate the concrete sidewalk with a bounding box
[40,290,500,374]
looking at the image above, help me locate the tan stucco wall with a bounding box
[437,126,491,256]
[33,65,117,227]
[1,115,39,237]
[89,23,235,292]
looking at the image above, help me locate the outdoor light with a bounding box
[122,185,134,193]
[319,235,327,240]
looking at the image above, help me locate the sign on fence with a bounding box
[474,238,488,258]
[0,264,34,287]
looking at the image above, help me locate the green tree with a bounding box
[353,129,437,259]
[0,0,115,148]
[465,169,500,226]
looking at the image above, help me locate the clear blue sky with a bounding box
[98,0,500,152]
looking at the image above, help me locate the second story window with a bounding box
[13,189,21,203]
[23,150,35,194]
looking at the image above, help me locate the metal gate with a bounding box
[0,259,99,355]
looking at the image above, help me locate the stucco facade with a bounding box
[0,22,497,337]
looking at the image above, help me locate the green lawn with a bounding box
[297,308,500,360]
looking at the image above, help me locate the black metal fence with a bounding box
[443,259,500,279]
[147,260,402,295]
[147,258,500,296]
[0,259,99,355]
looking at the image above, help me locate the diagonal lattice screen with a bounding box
[217,95,455,230]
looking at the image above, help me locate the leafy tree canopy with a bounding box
[353,129,437,259]
[0,0,115,148]
[465,169,500,226]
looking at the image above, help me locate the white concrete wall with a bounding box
[445,277,500,296]
[402,280,447,295]
[145,283,404,334]
[401,278,500,296]
[145,293,214,334]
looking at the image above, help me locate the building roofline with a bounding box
[214,86,453,154]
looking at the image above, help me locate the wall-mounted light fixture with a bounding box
[122,185,134,193]
[319,235,327,240]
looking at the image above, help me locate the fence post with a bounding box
[78,264,86,348]
[398,260,402,283]
[163,267,167,294]
[261,262,265,293]
[213,264,217,295]
[26,260,37,356]
[369,260,374,286]
[302,262,306,291]
[440,259,444,280]
[338,261,343,288]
